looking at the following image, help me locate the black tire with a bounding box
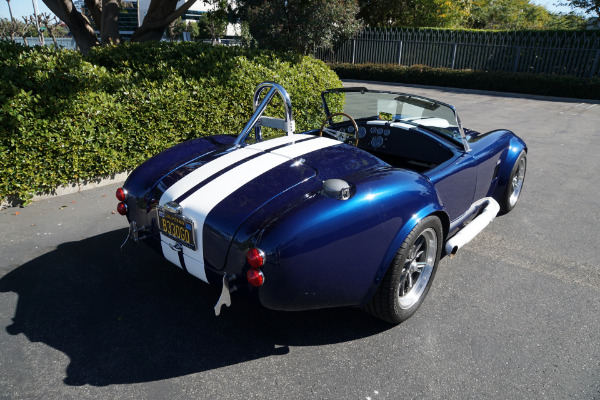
[499,150,527,214]
[364,216,442,324]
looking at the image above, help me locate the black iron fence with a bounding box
[315,28,600,78]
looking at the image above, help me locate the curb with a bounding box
[2,171,130,208]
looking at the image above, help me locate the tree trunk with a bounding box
[42,0,99,54]
[84,0,102,30]
[49,31,58,47]
[7,0,14,22]
[131,0,197,42]
[100,0,121,45]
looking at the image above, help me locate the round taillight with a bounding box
[116,187,127,202]
[247,269,264,287]
[246,248,265,269]
[117,202,128,215]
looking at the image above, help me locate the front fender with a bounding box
[492,133,527,202]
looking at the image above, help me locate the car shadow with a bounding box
[0,229,393,386]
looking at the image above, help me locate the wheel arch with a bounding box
[359,204,448,307]
[492,136,527,202]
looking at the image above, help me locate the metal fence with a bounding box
[315,28,600,78]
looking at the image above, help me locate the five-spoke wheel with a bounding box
[365,216,442,324]
[398,227,437,310]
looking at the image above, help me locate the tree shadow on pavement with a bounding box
[0,228,392,386]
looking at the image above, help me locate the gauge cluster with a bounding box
[327,123,393,150]
[366,126,391,149]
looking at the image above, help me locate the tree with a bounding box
[205,0,228,43]
[0,19,9,39]
[561,0,599,17]
[19,17,34,45]
[167,17,187,41]
[6,0,14,21]
[354,0,586,29]
[39,12,64,47]
[357,0,449,28]
[463,0,571,29]
[240,0,362,54]
[0,17,18,41]
[129,0,199,42]
[40,0,200,53]
[3,0,18,40]
[547,11,587,29]
[192,12,226,41]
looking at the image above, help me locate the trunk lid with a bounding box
[157,135,389,277]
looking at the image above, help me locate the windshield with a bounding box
[322,88,466,146]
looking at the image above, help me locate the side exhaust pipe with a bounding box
[445,197,500,258]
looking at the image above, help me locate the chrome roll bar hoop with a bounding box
[235,81,296,145]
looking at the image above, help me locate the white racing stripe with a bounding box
[158,135,339,282]
[160,134,309,205]
[159,239,209,282]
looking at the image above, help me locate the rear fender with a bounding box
[230,168,448,311]
[359,201,447,307]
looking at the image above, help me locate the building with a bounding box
[80,0,237,40]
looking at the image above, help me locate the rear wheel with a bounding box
[500,150,527,214]
[364,216,442,324]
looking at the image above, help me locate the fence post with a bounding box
[513,46,522,73]
[451,43,458,69]
[352,39,356,64]
[397,40,403,65]
[590,49,600,78]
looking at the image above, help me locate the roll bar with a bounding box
[234,82,296,145]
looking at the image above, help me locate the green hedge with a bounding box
[330,63,600,100]
[0,41,341,202]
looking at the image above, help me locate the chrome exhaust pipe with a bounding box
[445,197,500,258]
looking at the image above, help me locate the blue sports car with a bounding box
[117,82,527,323]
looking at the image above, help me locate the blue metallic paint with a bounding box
[469,130,520,200]
[121,118,525,314]
[123,135,237,229]
[204,141,389,272]
[489,132,527,202]
[203,159,317,271]
[125,135,236,200]
[226,165,445,310]
[427,153,477,222]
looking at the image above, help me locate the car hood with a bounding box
[157,134,388,272]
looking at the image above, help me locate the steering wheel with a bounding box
[319,112,359,147]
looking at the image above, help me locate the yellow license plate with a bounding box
[158,208,196,250]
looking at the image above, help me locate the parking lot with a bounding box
[1,81,599,399]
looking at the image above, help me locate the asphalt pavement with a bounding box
[1,81,599,399]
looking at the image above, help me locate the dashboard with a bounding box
[329,120,454,168]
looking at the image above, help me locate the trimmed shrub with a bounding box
[0,41,341,202]
[330,63,600,100]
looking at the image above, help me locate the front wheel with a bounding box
[364,216,442,324]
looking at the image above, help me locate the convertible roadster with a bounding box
[117,82,527,323]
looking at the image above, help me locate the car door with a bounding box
[426,152,478,222]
